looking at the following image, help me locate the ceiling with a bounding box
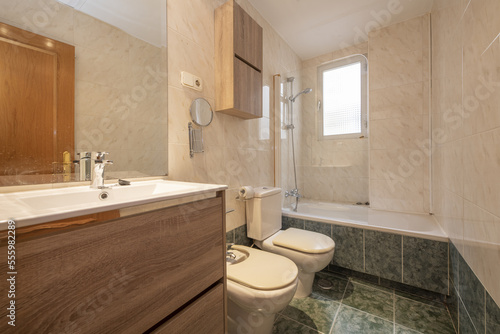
[57,0,165,46]
[247,0,434,60]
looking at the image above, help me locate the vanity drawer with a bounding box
[152,284,224,333]
[0,197,224,333]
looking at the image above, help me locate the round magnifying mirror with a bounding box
[190,98,213,127]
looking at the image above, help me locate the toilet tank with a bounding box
[246,187,282,241]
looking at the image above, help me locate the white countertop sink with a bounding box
[0,179,227,230]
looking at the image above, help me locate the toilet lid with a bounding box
[272,228,335,254]
[227,245,298,290]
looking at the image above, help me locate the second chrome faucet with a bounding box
[76,151,113,188]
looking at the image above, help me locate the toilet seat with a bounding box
[272,228,335,254]
[227,245,298,290]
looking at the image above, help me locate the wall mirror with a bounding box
[0,0,168,187]
[190,98,214,127]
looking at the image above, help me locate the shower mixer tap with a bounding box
[285,188,301,198]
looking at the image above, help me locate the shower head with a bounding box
[290,88,312,102]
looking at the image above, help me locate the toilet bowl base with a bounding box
[227,298,276,334]
[294,271,315,298]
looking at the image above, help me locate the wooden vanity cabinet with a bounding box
[0,193,227,333]
[215,0,263,119]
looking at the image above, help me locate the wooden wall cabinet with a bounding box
[215,0,263,119]
[0,193,227,333]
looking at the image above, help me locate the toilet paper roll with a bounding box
[239,186,254,200]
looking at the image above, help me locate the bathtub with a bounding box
[282,199,448,242]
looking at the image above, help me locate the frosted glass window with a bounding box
[323,63,361,136]
[318,55,367,139]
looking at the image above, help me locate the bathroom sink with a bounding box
[20,181,198,211]
[226,248,249,266]
[0,179,227,228]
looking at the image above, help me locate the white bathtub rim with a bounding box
[282,203,448,242]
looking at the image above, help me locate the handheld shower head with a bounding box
[290,88,312,102]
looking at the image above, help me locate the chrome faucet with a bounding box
[285,188,301,199]
[90,152,113,189]
[75,152,93,181]
[226,243,236,260]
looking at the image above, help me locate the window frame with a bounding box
[317,54,368,140]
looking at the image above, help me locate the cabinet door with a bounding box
[233,1,263,71]
[234,57,262,118]
[0,198,223,333]
[152,284,224,334]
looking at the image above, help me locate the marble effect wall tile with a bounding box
[432,0,500,310]
[297,43,369,204]
[447,282,459,332]
[370,82,424,121]
[459,300,477,334]
[226,229,235,244]
[463,129,500,218]
[167,0,302,239]
[305,220,331,238]
[370,114,427,151]
[369,15,430,215]
[486,292,500,334]
[370,179,426,214]
[234,224,252,247]
[364,230,402,282]
[449,242,460,286]
[458,252,485,333]
[0,0,75,44]
[331,225,364,272]
[402,236,448,294]
[282,216,305,230]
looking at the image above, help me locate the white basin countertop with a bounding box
[0,179,227,230]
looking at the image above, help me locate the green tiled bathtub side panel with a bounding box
[365,230,402,283]
[282,216,305,230]
[403,236,448,294]
[331,225,364,272]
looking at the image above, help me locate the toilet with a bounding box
[226,245,298,334]
[246,187,335,298]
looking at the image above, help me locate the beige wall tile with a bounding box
[297,43,369,204]
[370,148,427,182]
[74,12,128,52]
[369,16,423,54]
[167,0,215,52]
[370,114,427,150]
[167,28,215,99]
[463,129,500,218]
[369,49,423,90]
[432,0,500,306]
[370,82,424,120]
[369,178,425,213]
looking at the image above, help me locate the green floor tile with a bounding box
[395,324,424,333]
[331,305,394,334]
[281,293,340,334]
[341,281,394,321]
[312,271,350,301]
[278,271,456,334]
[273,315,320,334]
[395,296,455,334]
[395,289,445,308]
